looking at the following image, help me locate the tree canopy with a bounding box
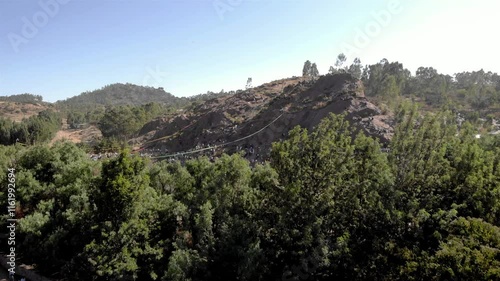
[1,104,500,280]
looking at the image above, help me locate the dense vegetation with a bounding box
[0,93,44,104]
[66,108,104,129]
[53,84,183,144]
[56,83,189,112]
[1,105,499,280]
[330,55,500,118]
[187,89,236,103]
[0,110,61,145]
[97,102,172,139]
[57,85,237,138]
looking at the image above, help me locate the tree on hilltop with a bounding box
[311,63,319,78]
[302,60,312,77]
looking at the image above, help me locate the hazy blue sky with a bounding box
[1,0,499,102]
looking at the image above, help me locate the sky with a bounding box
[1,0,499,102]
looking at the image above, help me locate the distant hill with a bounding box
[56,83,189,109]
[0,93,44,104]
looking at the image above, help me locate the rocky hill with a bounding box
[135,73,393,162]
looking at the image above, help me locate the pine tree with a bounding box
[302,60,312,77]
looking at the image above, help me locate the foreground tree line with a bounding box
[0,110,61,145]
[1,104,500,281]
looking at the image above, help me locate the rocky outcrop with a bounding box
[138,74,393,161]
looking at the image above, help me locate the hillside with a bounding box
[4,62,499,152]
[0,93,44,104]
[135,73,393,162]
[0,101,53,122]
[50,119,102,144]
[56,83,190,109]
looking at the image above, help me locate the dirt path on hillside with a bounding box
[51,125,102,145]
[51,129,82,144]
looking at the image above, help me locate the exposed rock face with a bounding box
[137,74,393,161]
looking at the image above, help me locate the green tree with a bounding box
[380,75,401,108]
[427,217,500,280]
[67,111,86,129]
[14,142,96,276]
[334,53,347,72]
[310,63,319,78]
[328,66,335,75]
[348,57,362,79]
[302,60,312,77]
[0,117,13,144]
[83,150,161,280]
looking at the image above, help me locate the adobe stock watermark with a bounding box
[7,0,71,53]
[6,168,17,276]
[142,65,169,88]
[339,0,403,59]
[213,0,244,21]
